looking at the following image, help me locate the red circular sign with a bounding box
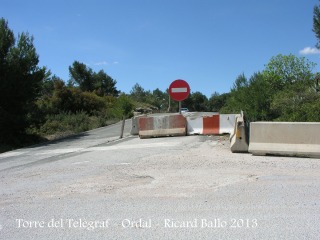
[169,79,190,101]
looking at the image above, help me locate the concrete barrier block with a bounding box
[249,122,320,158]
[219,114,237,134]
[186,114,237,136]
[130,115,146,135]
[230,113,249,153]
[139,115,187,139]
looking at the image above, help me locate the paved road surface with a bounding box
[0,119,132,172]
[0,121,319,240]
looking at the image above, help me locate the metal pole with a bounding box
[179,101,181,114]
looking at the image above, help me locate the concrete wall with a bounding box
[249,122,320,158]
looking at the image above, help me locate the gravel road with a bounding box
[0,131,319,239]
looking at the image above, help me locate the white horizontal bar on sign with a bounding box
[171,87,187,93]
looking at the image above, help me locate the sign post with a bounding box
[168,79,190,113]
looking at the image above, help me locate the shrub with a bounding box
[38,112,106,137]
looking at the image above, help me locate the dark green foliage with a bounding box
[129,84,171,111]
[149,88,167,110]
[38,112,108,137]
[0,18,14,61]
[224,72,275,121]
[40,74,57,97]
[93,70,120,97]
[130,83,147,102]
[315,73,320,92]
[183,92,209,112]
[37,80,108,115]
[271,79,320,121]
[313,2,320,48]
[208,92,230,112]
[264,54,315,88]
[221,55,319,122]
[113,94,134,118]
[129,84,210,113]
[0,18,46,144]
[69,61,119,96]
[39,112,92,135]
[69,61,94,91]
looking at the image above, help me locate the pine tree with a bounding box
[0,18,46,145]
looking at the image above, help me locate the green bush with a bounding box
[38,112,107,137]
[37,82,110,116]
[80,91,106,115]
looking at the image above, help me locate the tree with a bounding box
[271,79,320,122]
[246,72,275,121]
[69,61,119,96]
[263,54,317,121]
[222,55,317,122]
[69,61,94,91]
[115,94,134,117]
[221,72,272,121]
[37,79,108,116]
[184,92,208,112]
[263,54,315,90]
[93,70,119,96]
[147,88,167,110]
[232,73,248,90]
[208,92,230,112]
[40,73,58,97]
[313,1,320,48]
[0,18,46,145]
[220,74,249,115]
[315,73,320,92]
[130,83,147,102]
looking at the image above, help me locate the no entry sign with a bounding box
[169,79,190,101]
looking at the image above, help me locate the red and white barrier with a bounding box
[187,114,236,135]
[138,114,187,139]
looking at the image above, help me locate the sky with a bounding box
[1,0,320,97]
